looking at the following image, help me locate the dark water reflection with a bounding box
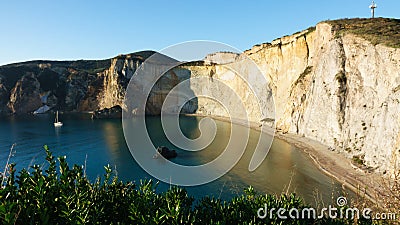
[0,114,348,205]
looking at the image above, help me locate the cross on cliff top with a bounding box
[369,1,377,18]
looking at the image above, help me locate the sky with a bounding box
[0,0,399,66]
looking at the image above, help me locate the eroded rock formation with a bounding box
[7,73,42,114]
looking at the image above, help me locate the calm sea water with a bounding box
[0,113,346,204]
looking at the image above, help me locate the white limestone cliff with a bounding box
[191,22,400,175]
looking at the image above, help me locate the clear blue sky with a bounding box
[0,0,398,65]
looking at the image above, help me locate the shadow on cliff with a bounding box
[145,65,198,115]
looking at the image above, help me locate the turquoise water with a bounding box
[0,113,346,204]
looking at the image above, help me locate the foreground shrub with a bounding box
[0,146,372,224]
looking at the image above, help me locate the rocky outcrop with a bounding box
[97,54,144,110]
[204,52,240,64]
[156,146,177,159]
[92,105,122,119]
[7,73,42,114]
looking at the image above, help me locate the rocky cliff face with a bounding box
[97,54,144,110]
[193,19,400,175]
[274,22,400,175]
[7,73,42,114]
[0,51,154,114]
[0,77,10,115]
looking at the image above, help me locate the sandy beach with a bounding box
[186,114,384,205]
[273,132,383,203]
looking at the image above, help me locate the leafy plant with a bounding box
[0,146,373,224]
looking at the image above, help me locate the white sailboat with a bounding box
[54,111,63,127]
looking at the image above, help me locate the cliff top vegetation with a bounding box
[324,17,400,48]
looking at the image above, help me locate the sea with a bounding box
[0,113,348,205]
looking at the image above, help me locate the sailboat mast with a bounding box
[53,110,63,127]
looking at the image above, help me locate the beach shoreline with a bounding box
[184,113,383,204]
